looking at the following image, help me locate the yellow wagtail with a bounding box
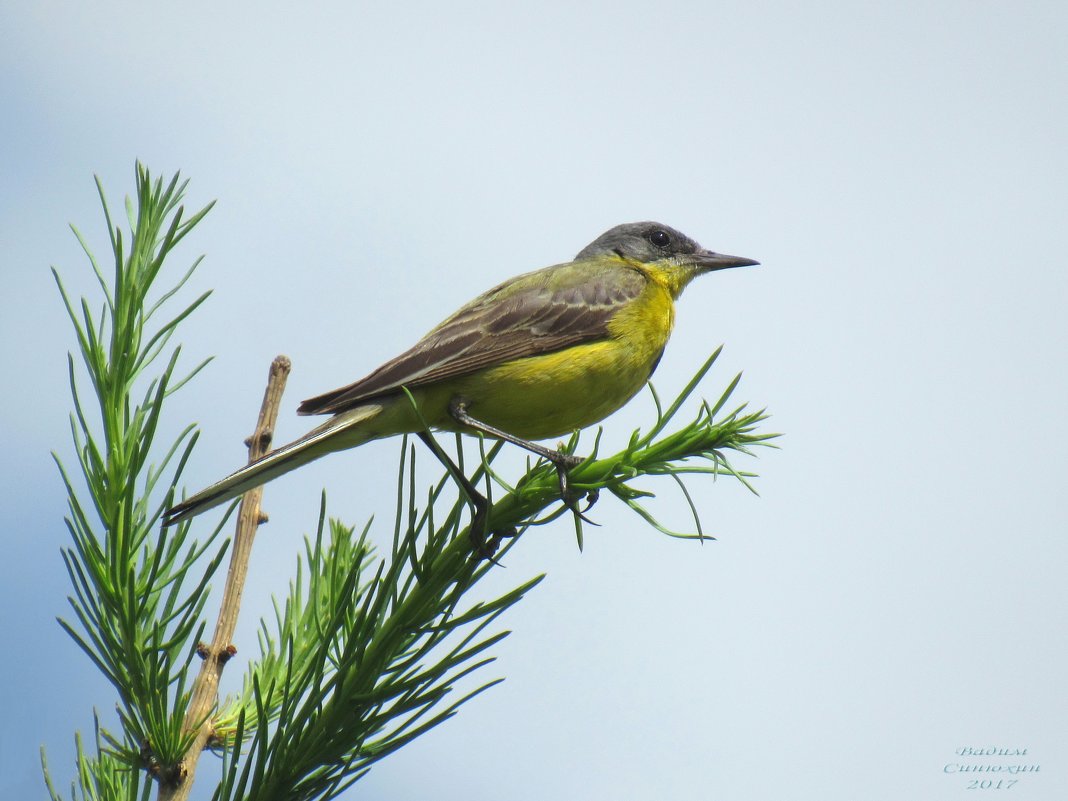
[163,222,757,528]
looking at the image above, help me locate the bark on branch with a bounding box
[159,355,291,800]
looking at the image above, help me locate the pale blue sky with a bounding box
[2,2,1066,800]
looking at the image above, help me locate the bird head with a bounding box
[575,221,758,296]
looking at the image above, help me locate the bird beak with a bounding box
[692,249,760,271]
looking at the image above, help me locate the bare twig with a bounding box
[160,355,291,800]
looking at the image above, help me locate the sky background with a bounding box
[2,2,1066,800]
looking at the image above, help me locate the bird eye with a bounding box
[648,229,671,248]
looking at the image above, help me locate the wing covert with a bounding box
[297,262,647,415]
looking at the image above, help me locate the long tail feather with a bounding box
[163,405,382,526]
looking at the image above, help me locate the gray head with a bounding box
[575,221,758,271]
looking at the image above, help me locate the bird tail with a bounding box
[162,404,383,526]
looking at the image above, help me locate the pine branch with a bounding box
[46,164,218,800]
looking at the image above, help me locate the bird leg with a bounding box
[447,397,598,524]
[416,431,515,560]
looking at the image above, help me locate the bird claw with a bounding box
[550,452,599,526]
[469,505,518,564]
[568,494,600,526]
[580,487,600,515]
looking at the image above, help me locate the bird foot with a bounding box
[549,451,600,525]
[469,505,518,564]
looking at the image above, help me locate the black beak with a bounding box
[693,250,760,271]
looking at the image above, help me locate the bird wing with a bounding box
[297,260,648,415]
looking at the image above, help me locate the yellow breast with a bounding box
[448,276,676,440]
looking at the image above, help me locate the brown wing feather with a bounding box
[297,263,647,415]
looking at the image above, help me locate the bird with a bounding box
[162,222,757,529]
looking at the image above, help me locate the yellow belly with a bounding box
[442,279,676,440]
[354,276,678,443]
